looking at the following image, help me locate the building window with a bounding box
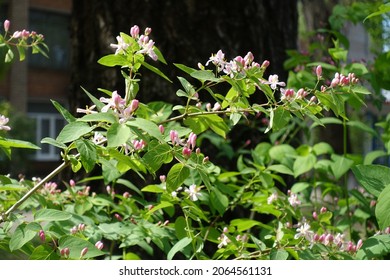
[28,9,70,70]
[28,102,66,161]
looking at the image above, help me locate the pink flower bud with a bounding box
[78,223,86,231]
[203,156,209,164]
[182,147,191,157]
[69,179,76,187]
[130,99,139,113]
[123,191,130,198]
[316,65,322,79]
[80,247,88,258]
[312,211,318,220]
[196,147,201,154]
[385,227,390,234]
[70,226,78,234]
[187,132,197,150]
[163,220,169,226]
[38,230,45,242]
[159,125,165,134]
[169,130,179,145]
[95,241,104,250]
[60,247,70,258]
[356,239,363,250]
[261,60,270,68]
[114,213,123,222]
[212,102,221,111]
[130,25,140,38]
[3,20,10,32]
[320,207,327,214]
[206,103,211,111]
[159,175,166,182]
[244,52,254,65]
[144,27,152,36]
[106,185,111,194]
[12,31,22,38]
[313,233,320,242]
[21,29,29,38]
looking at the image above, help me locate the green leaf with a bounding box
[376,185,390,230]
[310,117,343,129]
[41,137,67,149]
[5,47,14,63]
[293,154,316,177]
[142,61,172,82]
[51,100,76,123]
[143,141,173,172]
[230,219,263,232]
[174,63,197,75]
[79,112,117,123]
[269,144,296,163]
[75,139,97,173]
[17,45,25,61]
[166,163,190,193]
[81,86,105,111]
[29,245,58,260]
[107,122,131,147]
[56,122,94,144]
[0,138,40,150]
[267,164,294,176]
[347,120,377,137]
[167,237,192,260]
[97,54,128,67]
[100,158,122,184]
[141,184,165,193]
[356,235,390,260]
[272,107,291,131]
[352,165,390,197]
[291,182,310,193]
[330,154,354,180]
[210,187,229,215]
[313,142,334,155]
[9,223,41,252]
[126,118,163,141]
[34,209,72,222]
[270,248,289,260]
[190,70,220,82]
[58,235,105,259]
[146,201,173,216]
[364,150,388,165]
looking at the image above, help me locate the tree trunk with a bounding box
[70,0,298,111]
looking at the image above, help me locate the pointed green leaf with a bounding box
[58,236,105,259]
[76,139,97,173]
[34,209,72,222]
[167,237,192,260]
[142,141,173,172]
[330,154,354,180]
[352,165,390,197]
[51,100,76,123]
[356,235,390,260]
[293,154,316,177]
[107,122,131,147]
[166,163,190,192]
[56,122,94,143]
[376,185,390,230]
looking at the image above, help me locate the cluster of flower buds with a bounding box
[60,247,70,258]
[2,19,44,46]
[330,72,359,88]
[40,182,61,195]
[203,50,268,78]
[110,25,157,61]
[312,232,363,253]
[70,223,86,234]
[169,130,200,158]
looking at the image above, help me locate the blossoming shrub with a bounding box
[1,20,390,260]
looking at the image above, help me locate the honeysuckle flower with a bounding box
[38,230,45,242]
[60,247,70,258]
[184,184,202,201]
[76,104,97,114]
[137,35,158,61]
[267,192,278,204]
[100,90,126,112]
[110,35,129,55]
[288,193,301,207]
[206,50,226,72]
[294,222,314,241]
[0,115,11,131]
[187,132,197,150]
[281,88,295,101]
[169,130,180,145]
[92,132,106,144]
[182,146,191,157]
[218,233,231,248]
[264,74,286,90]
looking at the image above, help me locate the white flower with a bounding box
[110,35,129,55]
[267,192,278,204]
[184,184,202,201]
[288,193,301,207]
[0,115,11,131]
[218,234,230,248]
[264,74,286,90]
[294,222,313,241]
